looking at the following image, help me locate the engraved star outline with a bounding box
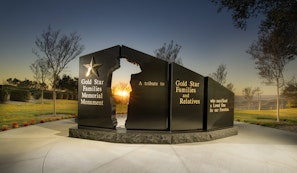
[83,57,102,78]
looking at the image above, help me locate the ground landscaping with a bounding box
[1,99,297,133]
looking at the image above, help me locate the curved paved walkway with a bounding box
[0,119,296,173]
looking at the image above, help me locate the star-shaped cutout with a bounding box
[83,57,102,77]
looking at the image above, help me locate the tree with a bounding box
[212,0,297,121]
[6,78,38,89]
[18,79,37,89]
[210,64,227,85]
[255,87,263,111]
[242,87,257,110]
[210,64,234,92]
[247,29,295,122]
[226,82,234,92]
[57,75,78,99]
[282,77,297,108]
[7,78,20,86]
[30,58,50,104]
[154,40,182,65]
[210,0,297,32]
[33,25,84,115]
[57,75,78,92]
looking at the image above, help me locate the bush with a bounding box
[43,91,72,100]
[288,99,297,108]
[0,90,8,103]
[1,125,9,131]
[33,91,41,100]
[23,121,29,127]
[10,90,31,102]
[63,93,69,100]
[44,91,53,99]
[31,120,36,125]
[69,94,78,100]
[56,92,64,99]
[74,94,78,100]
[12,122,19,128]
[68,94,73,100]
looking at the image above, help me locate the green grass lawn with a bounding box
[235,108,297,128]
[1,99,296,131]
[116,104,128,114]
[0,100,128,130]
[0,100,78,129]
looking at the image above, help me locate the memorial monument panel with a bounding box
[204,77,234,130]
[78,46,120,129]
[170,63,204,131]
[122,46,169,130]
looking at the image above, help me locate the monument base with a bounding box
[69,126,238,144]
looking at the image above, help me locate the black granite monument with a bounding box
[122,46,169,130]
[78,46,120,129]
[170,63,204,131]
[71,45,237,143]
[204,77,234,130]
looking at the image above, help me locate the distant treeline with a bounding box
[0,75,78,103]
[235,95,296,110]
[0,84,77,103]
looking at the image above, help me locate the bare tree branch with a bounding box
[209,64,227,85]
[154,40,182,65]
[33,25,84,115]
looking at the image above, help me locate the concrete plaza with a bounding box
[0,119,296,173]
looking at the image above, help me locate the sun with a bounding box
[118,90,129,97]
[112,83,131,97]
[112,82,132,104]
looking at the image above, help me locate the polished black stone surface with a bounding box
[204,77,234,130]
[170,63,204,131]
[78,46,120,129]
[122,46,170,130]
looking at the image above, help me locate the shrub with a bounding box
[2,125,9,131]
[68,94,73,100]
[43,91,53,99]
[23,121,29,127]
[72,94,78,100]
[0,90,9,103]
[12,122,19,128]
[288,99,297,108]
[67,93,77,100]
[40,119,45,123]
[31,120,36,125]
[10,90,31,102]
[58,93,63,99]
[63,93,69,100]
[33,91,41,100]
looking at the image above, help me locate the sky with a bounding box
[0,0,296,95]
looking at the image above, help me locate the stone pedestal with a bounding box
[69,126,238,144]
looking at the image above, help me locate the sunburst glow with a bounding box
[112,82,132,104]
[118,90,129,97]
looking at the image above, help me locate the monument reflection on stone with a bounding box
[72,45,236,143]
